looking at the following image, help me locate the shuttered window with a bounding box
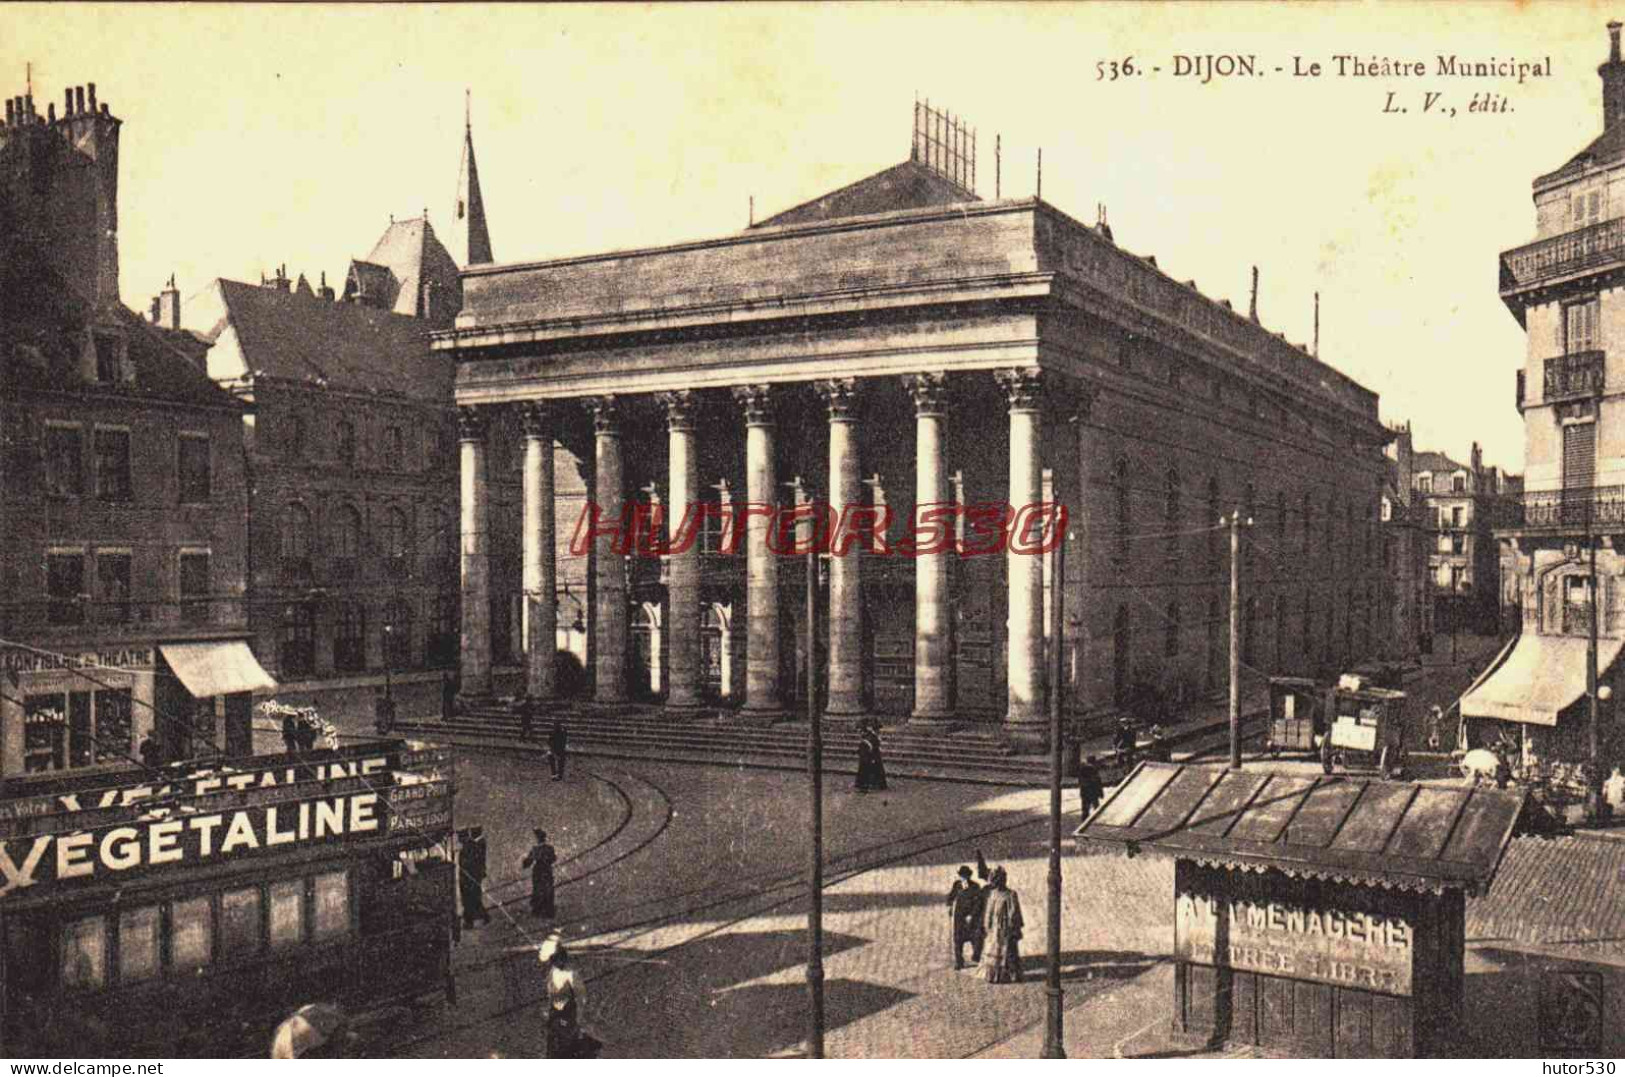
[1564,423,1597,491]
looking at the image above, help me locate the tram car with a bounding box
[1321,675,1411,779]
[0,739,456,1058]
[1264,676,1327,757]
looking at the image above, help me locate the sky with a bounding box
[1,1,1612,473]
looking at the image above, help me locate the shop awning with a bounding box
[159,640,277,698]
[1459,633,1622,727]
[1075,763,1526,895]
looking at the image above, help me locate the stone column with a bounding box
[589,396,628,704]
[907,373,953,720]
[457,405,493,702]
[734,385,781,714]
[817,378,864,716]
[660,391,702,709]
[998,367,1045,726]
[520,402,557,700]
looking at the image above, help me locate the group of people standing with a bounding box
[946,856,1026,983]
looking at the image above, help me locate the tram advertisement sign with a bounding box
[0,789,389,902]
[1174,887,1414,996]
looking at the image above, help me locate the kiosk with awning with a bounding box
[156,640,278,760]
[1077,762,1526,1057]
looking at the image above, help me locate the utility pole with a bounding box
[1229,510,1243,770]
[806,542,825,1058]
[1042,529,1067,1059]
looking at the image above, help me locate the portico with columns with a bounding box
[437,152,1389,739]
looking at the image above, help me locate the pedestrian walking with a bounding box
[522,828,558,919]
[979,866,1025,984]
[538,934,602,1059]
[281,713,300,755]
[855,719,888,793]
[442,672,457,721]
[139,734,163,770]
[458,826,492,928]
[295,714,318,753]
[947,866,985,969]
[1077,754,1105,818]
[548,719,568,781]
[518,688,536,740]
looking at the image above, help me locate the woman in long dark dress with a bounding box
[855,720,888,793]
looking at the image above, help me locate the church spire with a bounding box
[454,89,494,267]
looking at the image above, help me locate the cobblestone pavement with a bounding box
[382,651,1625,1058]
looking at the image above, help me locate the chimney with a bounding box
[63,87,72,117]
[1249,266,1260,322]
[150,296,161,324]
[1602,22,1625,129]
[4,99,12,125]
[156,275,181,329]
[75,86,85,116]
[318,270,336,303]
[87,83,96,113]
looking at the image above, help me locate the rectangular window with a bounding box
[61,916,107,990]
[178,434,211,503]
[47,551,85,625]
[1452,506,1464,527]
[170,897,214,972]
[1565,299,1600,353]
[312,871,351,940]
[94,688,132,765]
[118,906,161,983]
[95,429,131,501]
[221,887,262,958]
[44,425,83,497]
[1451,534,1465,555]
[92,333,124,383]
[1572,187,1605,227]
[180,551,210,625]
[269,879,305,948]
[22,694,66,773]
[97,552,131,624]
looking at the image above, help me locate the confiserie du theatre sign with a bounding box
[1174,889,1414,996]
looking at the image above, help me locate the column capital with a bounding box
[518,401,556,439]
[815,377,860,421]
[904,372,951,417]
[456,405,489,442]
[657,390,698,432]
[732,384,777,426]
[995,367,1044,412]
[584,395,621,435]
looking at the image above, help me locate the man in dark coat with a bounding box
[139,734,163,770]
[548,720,568,781]
[281,714,300,755]
[948,866,985,969]
[442,673,457,721]
[1077,754,1106,818]
[459,827,492,928]
[518,689,540,741]
[522,828,558,918]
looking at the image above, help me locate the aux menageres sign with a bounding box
[1174,887,1415,997]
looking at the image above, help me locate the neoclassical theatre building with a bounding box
[438,119,1391,734]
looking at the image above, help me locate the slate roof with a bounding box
[1412,451,1467,476]
[203,279,448,401]
[1541,123,1625,187]
[345,216,463,323]
[753,159,979,229]
[1076,762,1526,895]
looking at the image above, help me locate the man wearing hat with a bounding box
[946,865,985,970]
[1078,753,1106,819]
[522,827,559,919]
[459,826,492,928]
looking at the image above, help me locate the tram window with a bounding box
[118,906,160,983]
[312,871,351,941]
[221,887,262,957]
[269,879,305,948]
[170,897,214,971]
[61,916,107,991]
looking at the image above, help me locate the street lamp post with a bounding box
[1042,529,1067,1059]
[805,540,825,1058]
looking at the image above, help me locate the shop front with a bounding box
[1078,763,1525,1058]
[0,637,275,785]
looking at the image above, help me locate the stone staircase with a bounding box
[395,703,1054,786]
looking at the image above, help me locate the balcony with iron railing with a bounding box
[1501,217,1625,317]
[1544,350,1606,402]
[1502,485,1625,532]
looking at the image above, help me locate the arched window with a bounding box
[1164,602,1180,657]
[279,603,315,677]
[1113,605,1132,706]
[1114,458,1130,562]
[1165,467,1181,562]
[428,594,457,667]
[334,601,366,672]
[336,420,357,467]
[379,506,408,561]
[383,598,413,668]
[329,505,361,561]
[281,504,311,561]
